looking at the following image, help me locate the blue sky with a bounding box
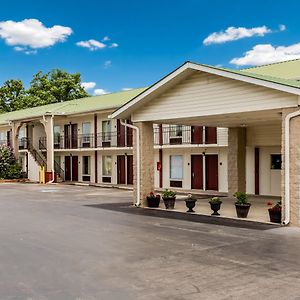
[0,0,299,94]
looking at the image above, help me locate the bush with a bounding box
[233,192,249,205]
[0,145,22,179]
[162,189,176,199]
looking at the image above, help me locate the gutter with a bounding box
[283,109,300,225]
[119,120,141,206]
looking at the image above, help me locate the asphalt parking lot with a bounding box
[0,183,300,300]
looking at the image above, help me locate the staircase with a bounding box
[38,137,64,182]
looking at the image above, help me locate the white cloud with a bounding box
[203,26,272,45]
[102,36,110,41]
[122,88,133,91]
[81,82,96,90]
[76,39,106,51]
[0,19,72,50]
[279,24,286,32]
[109,42,119,48]
[94,88,109,95]
[104,60,112,68]
[230,43,300,66]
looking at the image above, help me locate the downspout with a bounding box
[43,115,55,184]
[283,109,300,225]
[120,120,141,206]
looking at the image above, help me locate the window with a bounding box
[82,122,91,146]
[102,120,111,141]
[18,128,26,149]
[271,154,281,170]
[169,125,182,137]
[82,156,91,181]
[53,126,61,147]
[102,156,112,176]
[170,155,183,179]
[102,155,112,183]
[0,132,5,144]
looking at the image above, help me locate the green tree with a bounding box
[0,80,26,113]
[0,69,89,112]
[0,145,22,179]
[27,69,88,106]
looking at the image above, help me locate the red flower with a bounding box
[267,201,273,206]
[150,192,154,196]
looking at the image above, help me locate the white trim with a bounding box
[111,62,300,119]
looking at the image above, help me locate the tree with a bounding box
[27,69,88,106]
[0,69,89,112]
[0,80,26,113]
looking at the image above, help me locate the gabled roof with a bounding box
[111,61,300,119]
[244,58,300,80]
[0,87,146,125]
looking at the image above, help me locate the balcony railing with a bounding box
[39,131,133,150]
[154,126,217,145]
[18,137,30,150]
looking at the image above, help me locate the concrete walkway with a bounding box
[151,194,281,224]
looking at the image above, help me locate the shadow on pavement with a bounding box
[84,202,278,230]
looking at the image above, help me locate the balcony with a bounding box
[39,131,133,150]
[154,126,217,146]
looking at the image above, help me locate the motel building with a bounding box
[1,59,300,226]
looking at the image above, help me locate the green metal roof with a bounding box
[0,87,146,125]
[243,59,300,80]
[198,62,300,89]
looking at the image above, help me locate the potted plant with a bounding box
[185,194,197,212]
[162,189,176,209]
[267,201,282,223]
[146,192,161,208]
[234,192,251,218]
[209,197,222,216]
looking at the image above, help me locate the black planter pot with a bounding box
[163,197,176,209]
[185,199,197,212]
[268,209,281,223]
[235,203,251,218]
[210,202,222,216]
[147,196,160,208]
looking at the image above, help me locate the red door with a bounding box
[191,155,203,189]
[205,155,218,190]
[205,127,217,144]
[126,121,133,147]
[127,155,133,185]
[117,120,126,147]
[72,156,78,181]
[64,125,69,148]
[117,155,126,184]
[191,126,203,144]
[71,124,78,149]
[255,147,259,195]
[64,156,78,181]
[65,156,71,181]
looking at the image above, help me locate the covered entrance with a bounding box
[111,61,300,226]
[65,155,78,181]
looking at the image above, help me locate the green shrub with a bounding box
[233,192,249,205]
[0,145,22,179]
[162,189,176,199]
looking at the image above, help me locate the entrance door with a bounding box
[254,148,259,195]
[72,156,78,181]
[117,120,126,147]
[191,155,203,189]
[191,126,203,144]
[71,124,78,149]
[117,155,126,184]
[65,156,71,181]
[6,130,11,147]
[127,155,133,185]
[64,125,70,148]
[64,156,78,181]
[205,155,218,190]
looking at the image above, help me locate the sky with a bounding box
[0,0,300,95]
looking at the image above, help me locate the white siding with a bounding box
[132,72,298,122]
[247,125,281,146]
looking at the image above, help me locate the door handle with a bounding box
[192,172,195,178]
